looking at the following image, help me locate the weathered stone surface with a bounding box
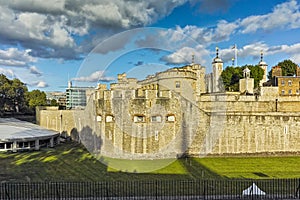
[36,64,300,158]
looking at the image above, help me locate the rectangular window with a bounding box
[133,115,145,122]
[281,90,285,95]
[106,115,114,122]
[96,115,102,122]
[288,89,292,95]
[175,81,180,88]
[151,116,162,122]
[6,143,12,149]
[288,80,292,86]
[166,115,175,122]
[281,80,285,86]
[296,89,299,95]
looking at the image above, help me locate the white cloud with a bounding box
[240,0,300,33]
[0,59,27,67]
[161,45,210,65]
[267,43,300,64]
[36,81,48,88]
[27,81,49,88]
[2,0,65,14]
[134,20,238,59]
[155,0,300,56]
[29,66,42,76]
[0,48,37,67]
[220,43,269,63]
[0,0,299,62]
[72,71,115,82]
[0,68,15,79]
[217,42,300,66]
[0,0,189,59]
[163,20,238,47]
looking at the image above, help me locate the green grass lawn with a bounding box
[194,156,300,179]
[0,141,299,182]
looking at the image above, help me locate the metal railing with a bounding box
[1,178,299,199]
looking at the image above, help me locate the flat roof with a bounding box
[0,118,58,141]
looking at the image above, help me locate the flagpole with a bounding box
[234,44,237,67]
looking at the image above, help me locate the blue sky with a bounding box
[0,0,300,91]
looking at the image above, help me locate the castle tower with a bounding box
[239,67,254,94]
[212,47,223,92]
[243,67,251,78]
[191,54,206,95]
[258,50,268,86]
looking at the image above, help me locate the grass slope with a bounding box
[0,141,299,182]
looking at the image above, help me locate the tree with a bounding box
[50,99,58,106]
[221,65,264,91]
[268,59,298,79]
[0,74,28,113]
[245,65,264,89]
[220,66,243,91]
[0,74,10,112]
[26,90,47,110]
[11,78,28,112]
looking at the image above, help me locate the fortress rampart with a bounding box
[36,57,300,157]
[37,91,300,158]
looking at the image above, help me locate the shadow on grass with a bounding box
[1,140,225,182]
[177,157,223,179]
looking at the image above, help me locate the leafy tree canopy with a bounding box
[0,74,48,114]
[268,59,298,79]
[0,74,28,112]
[221,65,264,91]
[220,66,242,91]
[26,89,47,109]
[50,99,58,106]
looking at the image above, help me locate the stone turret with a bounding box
[212,47,223,92]
[258,50,268,86]
[239,67,254,94]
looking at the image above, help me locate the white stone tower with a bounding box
[212,47,223,92]
[239,67,254,94]
[258,50,268,86]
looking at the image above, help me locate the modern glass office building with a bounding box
[66,81,94,109]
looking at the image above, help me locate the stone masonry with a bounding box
[37,52,300,158]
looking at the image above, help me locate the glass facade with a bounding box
[66,88,88,109]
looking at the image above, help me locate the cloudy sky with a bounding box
[0,0,300,91]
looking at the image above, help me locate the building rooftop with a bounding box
[0,118,58,141]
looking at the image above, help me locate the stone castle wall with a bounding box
[36,106,83,140]
[35,64,300,157]
[189,111,300,156]
[37,93,300,157]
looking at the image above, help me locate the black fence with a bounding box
[1,179,299,199]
